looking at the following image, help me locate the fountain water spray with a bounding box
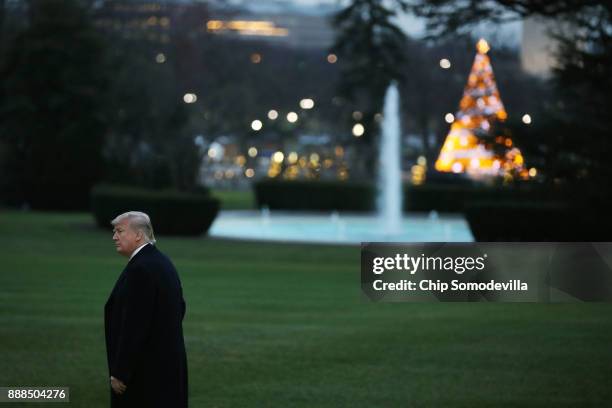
[378,83,402,235]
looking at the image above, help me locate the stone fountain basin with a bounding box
[208,210,474,244]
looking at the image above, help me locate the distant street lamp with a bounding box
[299,98,314,109]
[522,114,532,124]
[268,110,278,120]
[183,93,197,103]
[251,120,263,131]
[286,112,298,123]
[352,123,365,137]
[439,58,451,69]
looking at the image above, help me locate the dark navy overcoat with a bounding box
[105,244,188,407]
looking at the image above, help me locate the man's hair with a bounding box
[111,211,156,244]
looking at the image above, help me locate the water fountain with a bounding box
[378,83,403,236]
[209,84,474,244]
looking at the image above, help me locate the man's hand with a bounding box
[110,376,127,395]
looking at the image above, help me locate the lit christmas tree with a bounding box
[435,39,528,180]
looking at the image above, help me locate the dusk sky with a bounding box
[249,0,522,46]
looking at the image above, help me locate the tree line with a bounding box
[2,0,604,210]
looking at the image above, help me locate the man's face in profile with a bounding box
[112,219,141,257]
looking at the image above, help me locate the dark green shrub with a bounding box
[254,180,568,214]
[465,201,612,241]
[403,184,566,213]
[91,185,220,236]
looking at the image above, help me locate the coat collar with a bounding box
[126,242,154,267]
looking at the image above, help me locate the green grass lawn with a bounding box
[0,210,611,407]
[212,189,255,210]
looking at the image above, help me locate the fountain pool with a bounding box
[208,211,474,245]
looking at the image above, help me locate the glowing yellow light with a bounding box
[514,154,524,165]
[477,38,490,54]
[352,123,365,137]
[310,153,319,163]
[207,20,288,37]
[439,58,451,69]
[417,156,427,166]
[268,110,278,120]
[284,165,299,179]
[248,147,258,157]
[522,114,532,124]
[327,53,337,63]
[288,152,298,164]
[445,113,454,123]
[235,155,246,166]
[251,120,263,131]
[207,20,223,30]
[207,149,217,158]
[245,168,255,178]
[299,98,314,109]
[505,138,513,147]
[412,165,424,175]
[529,167,537,177]
[251,53,262,64]
[470,158,480,168]
[228,21,272,30]
[286,112,298,123]
[273,151,284,163]
[497,110,508,120]
[155,53,166,63]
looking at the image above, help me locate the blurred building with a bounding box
[92,0,210,41]
[92,0,337,50]
[205,0,338,50]
[205,12,335,49]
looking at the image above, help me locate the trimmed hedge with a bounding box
[403,183,565,213]
[91,185,220,236]
[254,180,375,211]
[254,180,567,213]
[466,201,612,241]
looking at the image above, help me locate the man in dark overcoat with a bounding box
[105,211,188,407]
